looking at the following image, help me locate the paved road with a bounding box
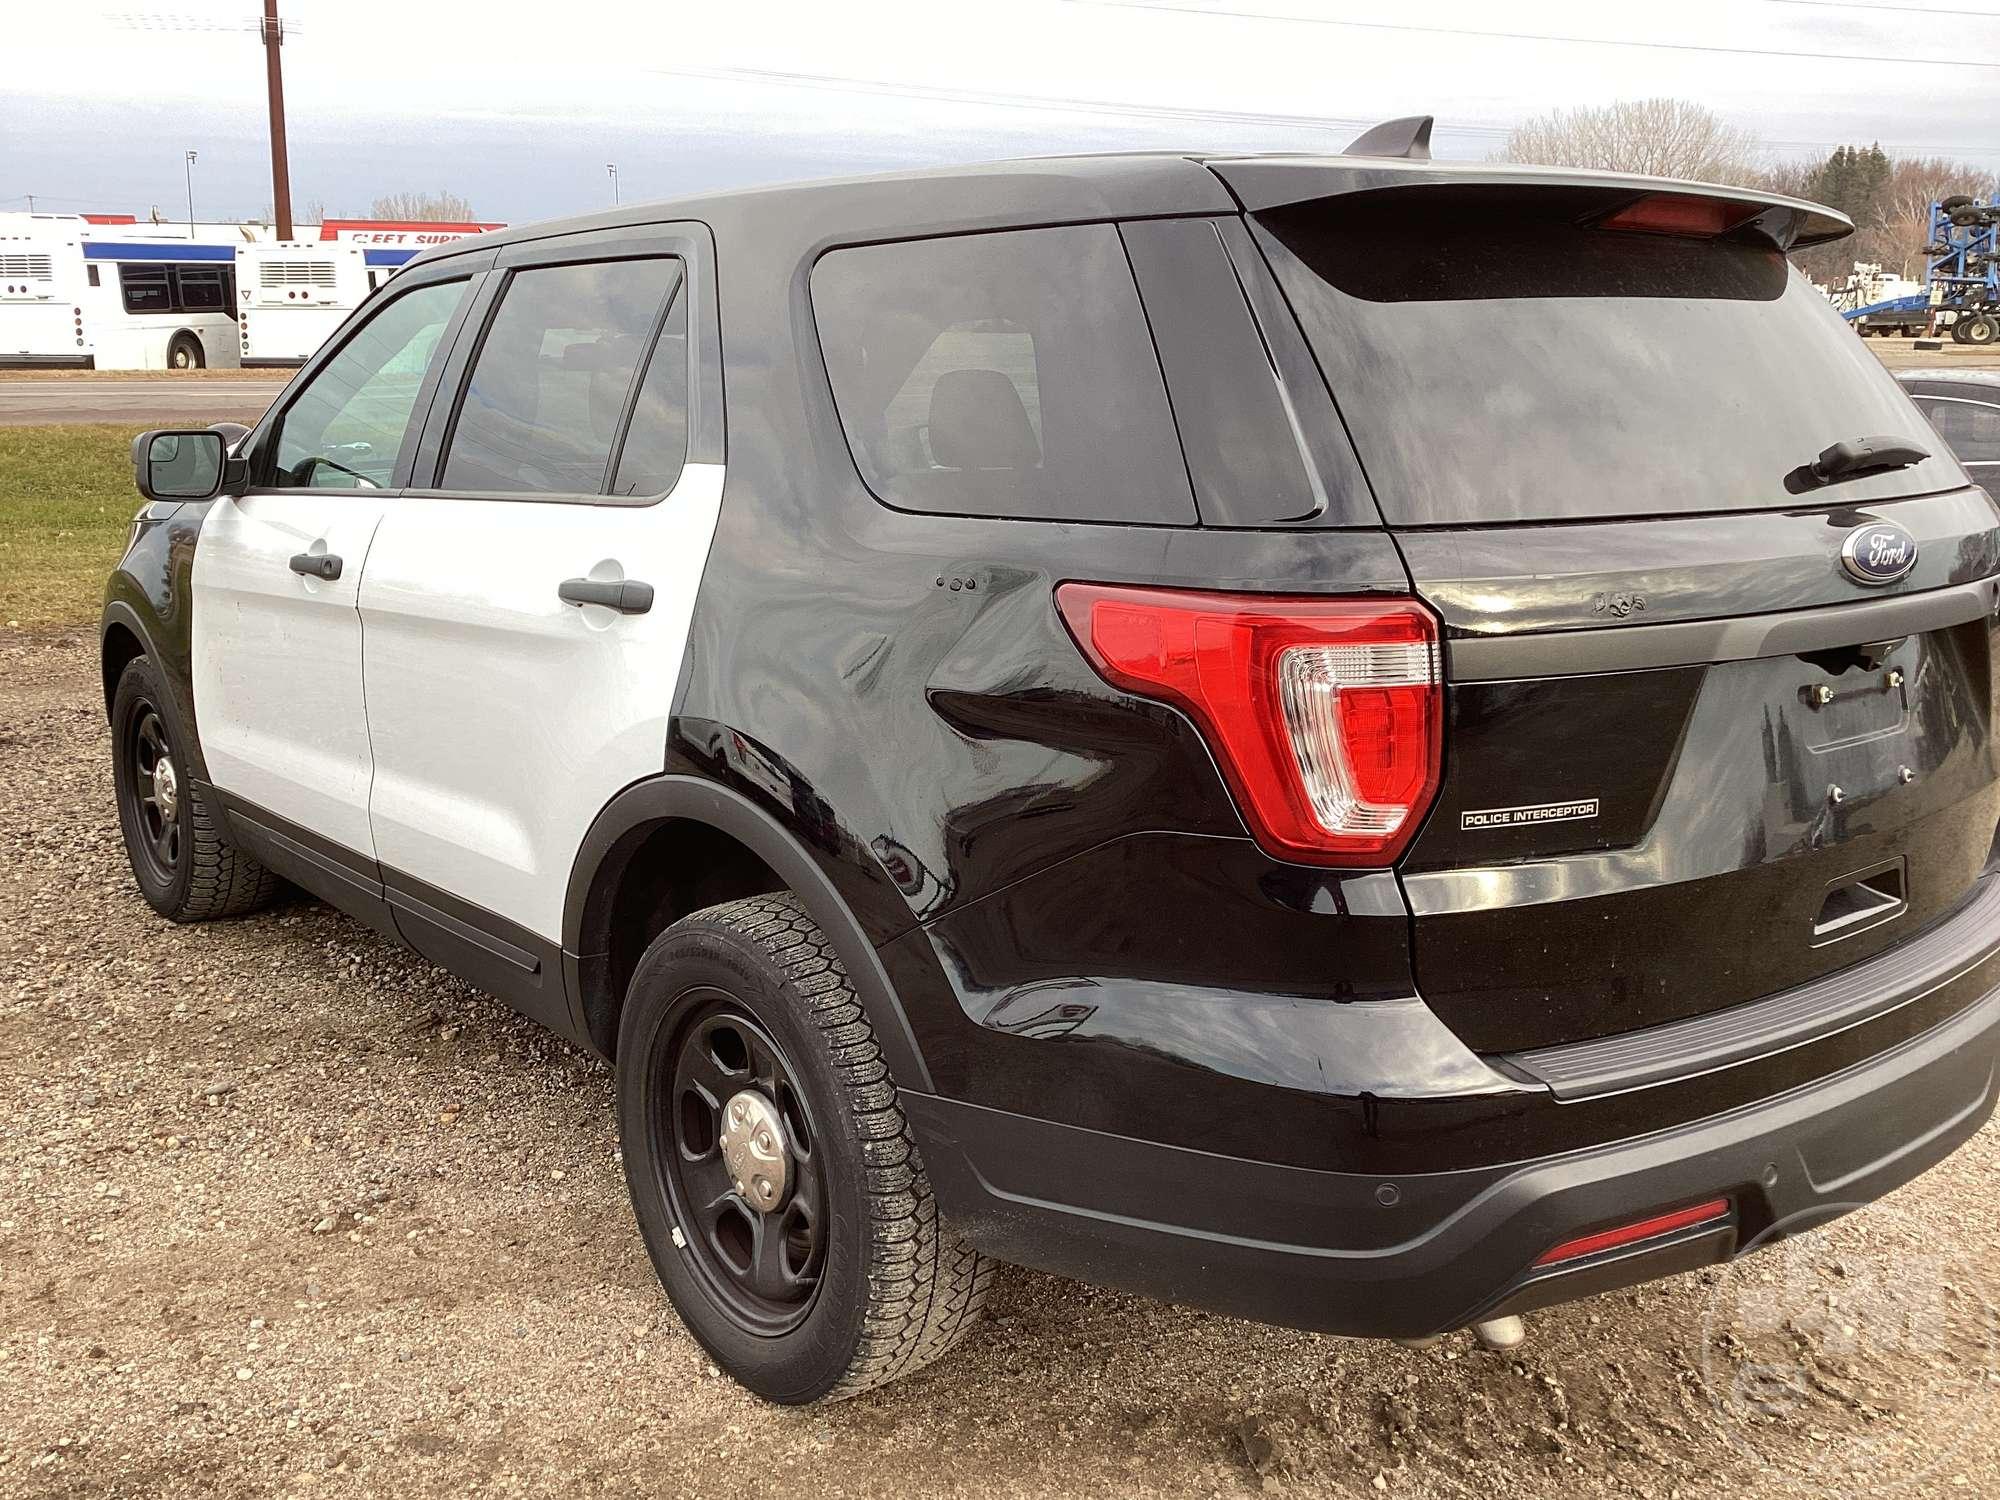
[1859,335,2000,372]
[0,375,287,427]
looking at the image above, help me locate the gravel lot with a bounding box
[4,630,1999,1499]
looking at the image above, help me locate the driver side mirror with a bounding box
[132,428,244,502]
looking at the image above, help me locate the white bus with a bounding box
[235,242,368,367]
[0,214,249,370]
[0,217,89,367]
[234,219,503,367]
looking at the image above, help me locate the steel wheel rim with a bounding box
[652,990,826,1335]
[126,703,182,882]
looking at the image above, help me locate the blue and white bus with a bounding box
[0,214,252,370]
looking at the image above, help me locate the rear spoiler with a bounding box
[1206,151,1854,251]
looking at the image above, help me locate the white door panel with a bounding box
[191,493,390,856]
[359,463,725,940]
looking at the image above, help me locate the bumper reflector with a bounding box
[1533,1197,1732,1268]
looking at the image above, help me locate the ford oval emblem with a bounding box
[1839,521,1918,586]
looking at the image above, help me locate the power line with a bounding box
[651,64,2000,161]
[1764,0,2000,17]
[652,63,1391,134]
[1059,0,2000,68]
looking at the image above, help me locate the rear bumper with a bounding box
[908,982,2000,1338]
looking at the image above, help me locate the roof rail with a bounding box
[1343,115,1433,162]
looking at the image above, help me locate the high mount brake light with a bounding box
[1055,583,1443,867]
[1596,193,1760,239]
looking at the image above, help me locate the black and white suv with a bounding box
[104,124,2000,1403]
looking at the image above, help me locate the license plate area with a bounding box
[1797,641,1912,753]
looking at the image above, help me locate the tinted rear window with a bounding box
[811,225,1197,525]
[1255,185,1964,525]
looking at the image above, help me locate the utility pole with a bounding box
[607,163,620,205]
[263,0,293,239]
[185,151,198,238]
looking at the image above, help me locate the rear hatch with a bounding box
[1226,163,2000,1053]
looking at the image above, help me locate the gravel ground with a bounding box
[4,630,1999,1500]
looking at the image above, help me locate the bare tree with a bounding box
[369,190,477,222]
[1501,99,1761,185]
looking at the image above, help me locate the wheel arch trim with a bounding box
[100,597,211,782]
[563,774,934,1091]
[100,599,154,710]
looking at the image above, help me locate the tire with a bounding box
[617,892,993,1404]
[1961,314,1999,346]
[111,655,279,922]
[167,333,204,370]
[1941,195,1976,212]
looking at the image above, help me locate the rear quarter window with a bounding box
[810,225,1197,525]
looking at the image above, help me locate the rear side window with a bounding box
[441,257,679,495]
[1255,184,1966,525]
[811,225,1196,524]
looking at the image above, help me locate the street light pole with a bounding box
[185,151,198,239]
[607,163,619,206]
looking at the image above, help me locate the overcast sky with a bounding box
[3,0,1996,226]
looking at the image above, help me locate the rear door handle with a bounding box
[289,552,342,581]
[558,577,654,615]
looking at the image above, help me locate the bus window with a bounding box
[175,267,230,311]
[121,265,172,315]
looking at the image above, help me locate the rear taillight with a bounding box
[1055,583,1442,867]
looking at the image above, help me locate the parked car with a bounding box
[1898,368,2000,480]
[102,123,2000,1404]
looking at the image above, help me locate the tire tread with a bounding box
[114,657,278,923]
[691,892,995,1400]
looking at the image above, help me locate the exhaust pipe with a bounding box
[1471,1315,1526,1351]
[1391,1314,1528,1352]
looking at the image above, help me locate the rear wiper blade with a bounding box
[1807,435,1931,485]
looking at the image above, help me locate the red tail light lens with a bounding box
[1056,583,1442,867]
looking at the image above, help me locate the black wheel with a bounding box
[1961,313,1999,346]
[618,893,993,1404]
[111,655,278,922]
[1951,318,1973,344]
[167,333,204,370]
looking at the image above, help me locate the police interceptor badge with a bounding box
[1462,798,1601,831]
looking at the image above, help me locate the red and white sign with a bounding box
[316,219,505,248]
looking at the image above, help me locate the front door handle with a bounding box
[289,552,342,581]
[558,577,654,615]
